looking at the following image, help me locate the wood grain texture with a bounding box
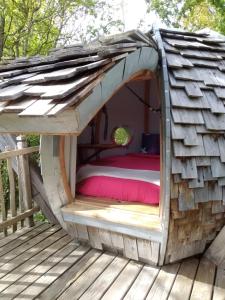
[57,252,115,299]
[205,225,225,265]
[101,260,142,300]
[0,223,224,299]
[16,136,34,227]
[18,245,91,299]
[40,136,74,233]
[79,256,128,300]
[124,264,160,300]
[168,258,199,300]
[0,235,72,298]
[123,236,139,261]
[213,267,225,300]
[190,258,216,300]
[146,263,180,300]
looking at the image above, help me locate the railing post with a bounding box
[0,161,7,236]
[5,145,17,233]
[16,135,34,227]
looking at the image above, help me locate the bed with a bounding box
[76,153,160,205]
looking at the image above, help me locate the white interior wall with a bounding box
[78,78,160,159]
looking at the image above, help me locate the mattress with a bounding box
[76,153,160,205]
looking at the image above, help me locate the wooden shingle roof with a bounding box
[0,30,157,117]
[160,28,225,210]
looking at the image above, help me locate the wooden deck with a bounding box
[0,223,225,300]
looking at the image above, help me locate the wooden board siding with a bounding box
[62,197,161,265]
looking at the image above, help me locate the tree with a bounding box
[59,1,123,45]
[149,0,225,34]
[0,0,123,60]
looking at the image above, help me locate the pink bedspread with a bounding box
[77,154,160,205]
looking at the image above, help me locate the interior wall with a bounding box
[78,78,160,158]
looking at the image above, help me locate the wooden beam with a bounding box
[59,136,74,204]
[62,202,162,242]
[0,146,39,160]
[131,70,154,81]
[0,161,7,235]
[144,80,150,133]
[154,28,171,266]
[0,110,79,135]
[0,206,39,230]
[6,146,17,232]
[17,135,34,227]
[78,143,120,149]
[94,110,102,144]
[69,136,77,198]
[40,135,71,230]
[204,225,225,265]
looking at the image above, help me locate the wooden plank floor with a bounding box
[0,223,225,300]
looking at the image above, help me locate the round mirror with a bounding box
[112,127,132,146]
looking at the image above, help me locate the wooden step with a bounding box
[61,196,162,242]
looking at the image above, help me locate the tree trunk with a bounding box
[0,16,5,59]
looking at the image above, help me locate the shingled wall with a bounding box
[159,28,225,263]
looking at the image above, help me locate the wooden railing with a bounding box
[0,135,40,236]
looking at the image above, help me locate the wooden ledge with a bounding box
[61,196,162,242]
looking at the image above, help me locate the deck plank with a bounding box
[0,222,43,248]
[0,224,222,300]
[124,264,160,300]
[15,245,91,299]
[0,223,51,257]
[0,236,73,298]
[101,260,143,300]
[57,252,116,299]
[146,263,180,300]
[213,267,225,300]
[168,258,199,300]
[37,249,101,300]
[0,229,67,293]
[0,225,61,277]
[190,257,216,300]
[79,256,128,300]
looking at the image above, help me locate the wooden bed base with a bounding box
[61,196,162,265]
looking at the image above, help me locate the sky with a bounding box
[116,0,163,31]
[63,0,164,44]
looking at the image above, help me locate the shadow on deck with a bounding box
[0,222,224,300]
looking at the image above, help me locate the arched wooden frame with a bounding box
[40,45,172,265]
[59,136,74,203]
[58,69,157,206]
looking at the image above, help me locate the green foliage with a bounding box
[26,135,40,147]
[0,0,123,60]
[113,127,132,146]
[149,0,182,28]
[150,0,225,34]
[26,135,40,165]
[0,160,9,211]
[34,211,47,222]
[59,1,123,44]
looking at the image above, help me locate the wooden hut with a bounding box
[0,28,225,266]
